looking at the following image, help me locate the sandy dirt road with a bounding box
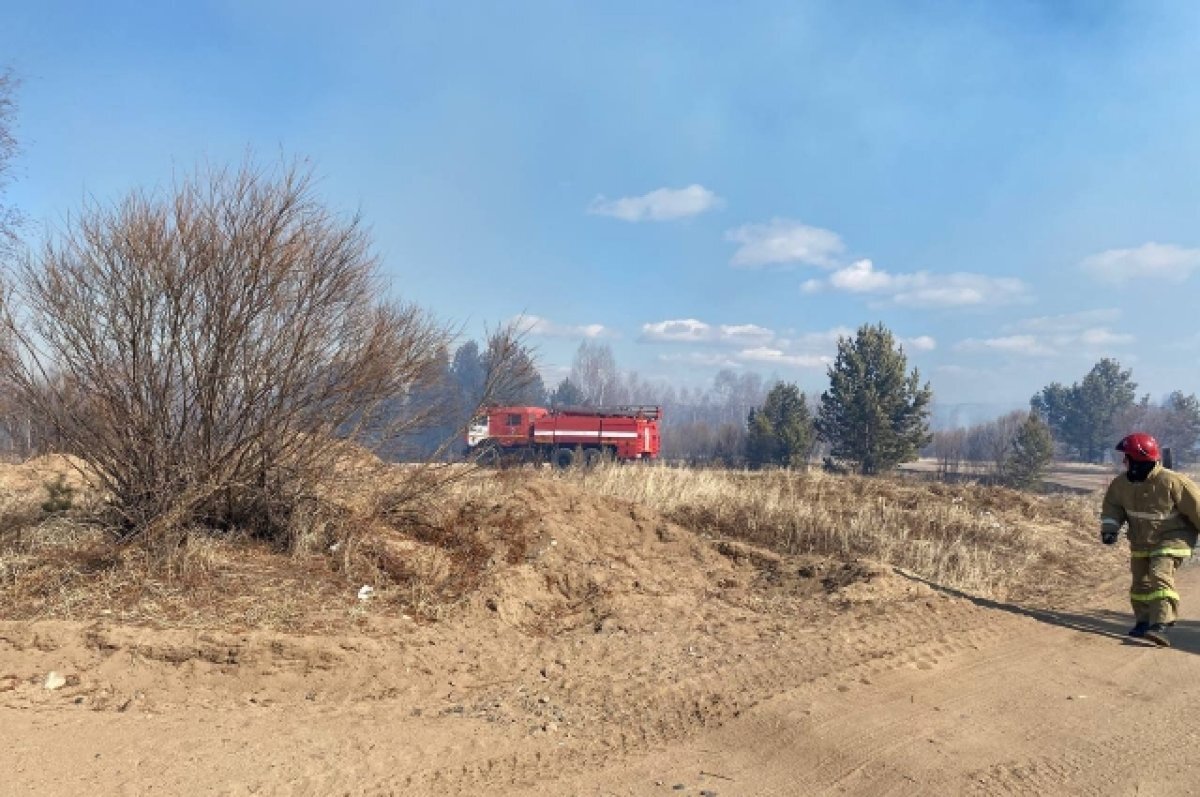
[538,565,1200,797]
[3,559,1199,796]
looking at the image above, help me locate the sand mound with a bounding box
[434,476,915,638]
[469,478,743,633]
[0,466,1136,795]
[0,454,90,493]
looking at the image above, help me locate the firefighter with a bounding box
[1101,432,1200,647]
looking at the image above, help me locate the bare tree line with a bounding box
[929,410,1031,479]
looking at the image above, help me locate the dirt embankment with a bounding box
[5,459,1194,795]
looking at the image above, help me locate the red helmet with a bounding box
[1116,432,1161,463]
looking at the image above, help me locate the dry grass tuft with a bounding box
[0,459,540,631]
[0,516,352,632]
[563,464,1106,604]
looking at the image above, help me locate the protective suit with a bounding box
[1102,461,1200,641]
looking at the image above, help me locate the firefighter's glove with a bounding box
[1101,530,1119,545]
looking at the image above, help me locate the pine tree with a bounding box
[1073,358,1136,462]
[1031,358,1137,462]
[450,341,486,413]
[999,413,1054,490]
[482,337,544,406]
[1030,382,1071,444]
[816,323,932,475]
[746,382,814,468]
[1164,391,1200,465]
[548,377,586,407]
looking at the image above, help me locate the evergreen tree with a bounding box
[450,336,544,417]
[548,377,586,407]
[745,382,814,468]
[1029,382,1072,444]
[1164,391,1200,465]
[816,323,932,475]
[450,341,486,414]
[392,344,458,460]
[483,337,544,406]
[1073,358,1137,461]
[1031,358,1137,462]
[999,413,1054,490]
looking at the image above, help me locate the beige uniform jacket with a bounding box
[1101,464,1200,557]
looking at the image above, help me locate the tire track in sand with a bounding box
[525,566,1200,797]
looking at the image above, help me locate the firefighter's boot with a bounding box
[1128,621,1150,638]
[1143,624,1171,647]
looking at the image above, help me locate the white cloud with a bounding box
[771,327,853,351]
[640,318,775,346]
[587,184,722,222]
[902,335,938,352]
[645,321,930,372]
[1080,242,1200,283]
[1078,328,1135,346]
[539,363,572,383]
[998,310,1136,354]
[726,218,845,269]
[804,259,1029,308]
[734,222,1026,312]
[894,286,989,307]
[828,259,894,292]
[641,318,711,343]
[719,323,777,345]
[657,352,742,368]
[736,347,830,368]
[955,335,1056,357]
[1012,309,1121,334]
[515,315,613,339]
[954,323,1134,359]
[871,266,1026,308]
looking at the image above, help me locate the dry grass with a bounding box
[353,469,538,622]
[0,460,539,631]
[562,463,1106,604]
[0,515,353,632]
[0,454,1115,630]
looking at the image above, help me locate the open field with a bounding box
[898,457,1118,494]
[2,457,1198,795]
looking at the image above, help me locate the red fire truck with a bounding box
[466,405,661,468]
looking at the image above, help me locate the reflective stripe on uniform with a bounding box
[1130,547,1193,559]
[1126,509,1180,521]
[1130,588,1181,602]
[1101,517,1122,528]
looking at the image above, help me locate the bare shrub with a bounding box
[969,410,1028,475]
[930,427,966,479]
[0,67,20,260]
[0,162,462,548]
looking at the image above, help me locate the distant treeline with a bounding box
[930,358,1200,474]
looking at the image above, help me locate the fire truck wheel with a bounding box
[552,447,577,470]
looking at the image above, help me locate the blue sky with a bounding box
[4,1,1200,417]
